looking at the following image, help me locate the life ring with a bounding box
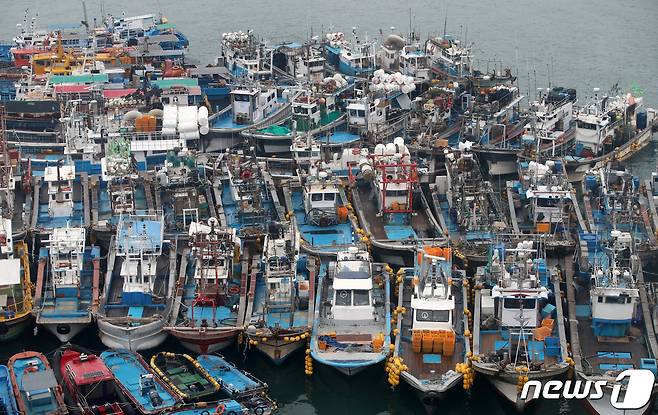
[254,407,265,415]
[228,285,240,295]
[214,404,226,415]
[240,169,252,180]
[200,411,210,415]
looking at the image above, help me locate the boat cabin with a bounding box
[399,45,429,80]
[47,227,85,290]
[231,86,277,125]
[331,248,373,321]
[411,256,454,332]
[115,215,164,303]
[303,172,341,226]
[188,220,235,286]
[44,164,75,218]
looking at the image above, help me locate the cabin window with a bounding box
[604,296,628,304]
[537,198,561,208]
[385,189,408,197]
[311,193,323,202]
[336,289,351,306]
[353,290,370,306]
[598,296,603,303]
[324,193,336,201]
[503,298,536,310]
[234,94,250,102]
[143,275,149,284]
[65,194,70,200]
[416,309,450,322]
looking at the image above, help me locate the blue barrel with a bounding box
[585,175,598,191]
[637,111,648,130]
[575,142,584,156]
[633,176,640,190]
[554,160,563,172]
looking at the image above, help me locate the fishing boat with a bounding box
[0,224,32,341]
[426,34,473,80]
[272,40,325,83]
[310,247,390,376]
[581,163,658,266]
[100,349,181,414]
[33,227,99,342]
[8,351,67,415]
[166,219,244,353]
[197,354,276,414]
[565,88,657,178]
[284,162,358,257]
[394,246,470,411]
[149,352,220,402]
[568,230,658,414]
[53,345,132,415]
[31,161,88,236]
[472,238,570,410]
[324,30,376,77]
[96,213,175,351]
[522,87,577,158]
[0,365,19,415]
[349,137,443,265]
[155,151,214,234]
[506,158,577,252]
[206,84,291,152]
[433,145,509,263]
[219,31,271,81]
[244,222,311,364]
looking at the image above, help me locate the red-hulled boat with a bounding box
[54,346,134,415]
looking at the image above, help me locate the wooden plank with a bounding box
[167,249,188,327]
[91,257,101,313]
[506,181,520,234]
[637,266,658,357]
[552,271,570,362]
[564,254,583,370]
[583,194,595,232]
[33,257,46,307]
[644,180,658,234]
[306,256,316,328]
[473,289,481,355]
[569,189,588,233]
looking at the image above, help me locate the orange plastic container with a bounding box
[422,331,434,353]
[412,331,422,353]
[541,318,555,331]
[443,331,456,356]
[533,326,551,341]
[432,331,445,354]
[536,222,550,233]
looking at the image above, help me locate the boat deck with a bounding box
[355,184,437,241]
[399,277,465,380]
[478,330,559,367]
[103,255,169,322]
[291,189,355,252]
[574,284,651,375]
[36,181,85,229]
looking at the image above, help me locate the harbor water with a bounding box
[1,0,658,414]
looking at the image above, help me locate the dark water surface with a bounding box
[1,1,657,413]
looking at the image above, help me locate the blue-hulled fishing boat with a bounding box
[8,351,67,415]
[285,164,358,257]
[31,161,88,236]
[100,349,182,414]
[197,354,276,414]
[323,30,376,77]
[166,220,244,353]
[568,230,658,415]
[349,138,443,265]
[0,365,19,415]
[244,222,311,364]
[310,247,390,376]
[394,246,469,411]
[96,213,175,351]
[472,238,570,410]
[580,163,658,265]
[33,227,100,342]
[507,158,577,252]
